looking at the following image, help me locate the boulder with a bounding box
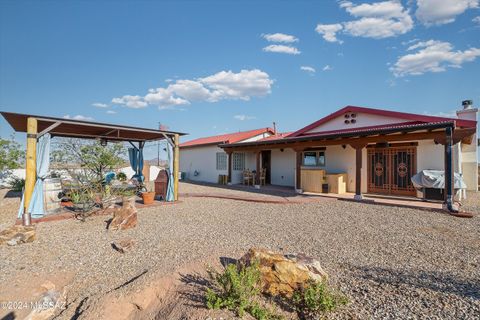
[240,248,328,298]
[109,197,137,231]
[0,225,36,246]
[112,237,136,253]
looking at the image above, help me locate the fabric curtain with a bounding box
[17,133,51,218]
[165,142,174,202]
[128,146,144,183]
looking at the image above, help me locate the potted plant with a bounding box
[141,185,156,205]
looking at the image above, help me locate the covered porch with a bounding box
[220,121,476,214]
[1,111,186,226]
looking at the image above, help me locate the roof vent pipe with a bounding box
[273,122,277,135]
[462,100,473,110]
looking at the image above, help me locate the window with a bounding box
[216,152,227,170]
[232,153,245,171]
[303,150,326,167]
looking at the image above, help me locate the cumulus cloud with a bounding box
[322,65,333,71]
[112,69,273,109]
[262,44,301,55]
[315,24,344,43]
[300,66,316,73]
[63,114,94,121]
[106,110,117,114]
[390,40,480,77]
[112,95,148,109]
[92,102,108,108]
[234,114,256,121]
[316,1,413,43]
[473,16,480,24]
[416,0,479,26]
[262,33,298,43]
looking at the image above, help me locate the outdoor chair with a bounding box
[243,169,254,186]
[259,168,266,186]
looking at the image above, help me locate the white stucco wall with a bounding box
[270,149,296,186]
[306,112,411,134]
[180,145,227,183]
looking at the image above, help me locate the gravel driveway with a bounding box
[0,183,479,319]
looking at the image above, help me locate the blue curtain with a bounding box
[18,133,51,218]
[165,142,174,202]
[128,146,144,182]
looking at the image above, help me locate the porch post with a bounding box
[23,117,38,226]
[351,143,367,201]
[255,151,261,188]
[227,151,233,184]
[173,133,180,201]
[295,149,303,192]
[444,126,455,211]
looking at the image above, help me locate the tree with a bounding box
[52,138,125,184]
[0,135,24,170]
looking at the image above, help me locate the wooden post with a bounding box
[255,151,261,186]
[227,151,233,184]
[350,143,367,201]
[24,117,38,226]
[173,134,180,201]
[295,149,303,192]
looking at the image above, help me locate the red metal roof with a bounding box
[288,105,477,137]
[180,127,274,148]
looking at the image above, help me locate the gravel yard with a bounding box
[0,183,479,319]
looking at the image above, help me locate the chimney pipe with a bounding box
[273,122,277,135]
[462,100,473,110]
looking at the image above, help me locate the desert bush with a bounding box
[290,279,348,320]
[206,262,282,319]
[8,177,25,192]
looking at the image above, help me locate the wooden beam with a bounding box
[255,151,261,185]
[295,150,302,191]
[222,130,453,152]
[435,127,476,145]
[350,143,367,200]
[38,121,61,138]
[23,117,37,225]
[173,134,180,201]
[227,151,233,184]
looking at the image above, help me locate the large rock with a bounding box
[109,197,137,231]
[240,248,328,298]
[0,225,36,246]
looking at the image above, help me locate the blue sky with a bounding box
[1,0,479,159]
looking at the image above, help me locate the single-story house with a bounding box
[180,103,478,207]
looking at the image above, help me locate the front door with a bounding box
[261,150,271,184]
[367,146,417,196]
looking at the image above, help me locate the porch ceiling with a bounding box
[221,121,476,151]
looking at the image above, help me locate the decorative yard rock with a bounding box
[112,237,136,253]
[0,225,36,246]
[25,284,67,320]
[108,198,138,231]
[240,248,328,298]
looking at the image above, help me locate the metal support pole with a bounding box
[173,134,179,201]
[444,126,457,213]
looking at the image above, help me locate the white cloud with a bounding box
[92,102,108,108]
[63,114,94,121]
[262,44,301,55]
[234,114,256,121]
[300,66,316,73]
[112,95,148,108]
[106,110,117,114]
[262,33,298,43]
[322,65,333,71]
[390,40,480,77]
[112,69,273,109]
[416,0,479,26]
[473,16,480,24]
[316,1,413,43]
[315,24,344,43]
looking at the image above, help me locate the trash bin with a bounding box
[155,169,169,200]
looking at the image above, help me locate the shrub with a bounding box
[9,177,25,192]
[291,280,348,320]
[116,172,127,182]
[205,262,282,319]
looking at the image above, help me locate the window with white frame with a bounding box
[232,153,245,171]
[216,152,227,170]
[303,150,326,167]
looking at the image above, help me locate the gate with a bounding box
[367,146,417,196]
